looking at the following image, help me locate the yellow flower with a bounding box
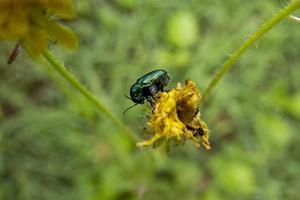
[137,80,211,150]
[0,0,78,57]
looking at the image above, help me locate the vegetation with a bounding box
[0,0,299,199]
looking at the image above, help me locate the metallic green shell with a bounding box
[136,69,168,87]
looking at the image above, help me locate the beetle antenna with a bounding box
[122,103,138,117]
[124,94,132,100]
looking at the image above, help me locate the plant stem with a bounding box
[202,0,300,101]
[42,50,137,141]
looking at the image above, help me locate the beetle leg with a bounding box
[146,97,154,107]
[149,85,158,96]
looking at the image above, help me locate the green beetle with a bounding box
[124,69,170,115]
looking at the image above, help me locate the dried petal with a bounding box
[138,80,211,150]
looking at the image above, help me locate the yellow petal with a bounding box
[0,8,9,26]
[6,7,28,38]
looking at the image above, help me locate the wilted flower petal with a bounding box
[137,80,211,150]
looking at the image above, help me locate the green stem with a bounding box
[42,50,137,141]
[202,0,300,101]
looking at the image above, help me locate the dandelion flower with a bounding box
[137,80,211,150]
[0,0,78,57]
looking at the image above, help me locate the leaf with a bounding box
[47,0,75,19]
[46,20,78,50]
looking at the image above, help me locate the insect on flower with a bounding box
[137,80,211,150]
[123,69,171,115]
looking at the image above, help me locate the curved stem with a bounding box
[42,50,137,141]
[202,0,300,101]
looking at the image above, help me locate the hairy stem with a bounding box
[42,50,137,141]
[202,0,300,101]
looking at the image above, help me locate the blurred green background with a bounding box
[1,0,300,199]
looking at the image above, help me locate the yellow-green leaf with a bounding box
[47,0,75,19]
[46,21,78,50]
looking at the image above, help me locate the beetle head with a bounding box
[129,83,145,104]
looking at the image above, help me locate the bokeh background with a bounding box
[1,0,300,199]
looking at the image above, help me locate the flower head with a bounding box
[0,0,78,57]
[137,80,211,150]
